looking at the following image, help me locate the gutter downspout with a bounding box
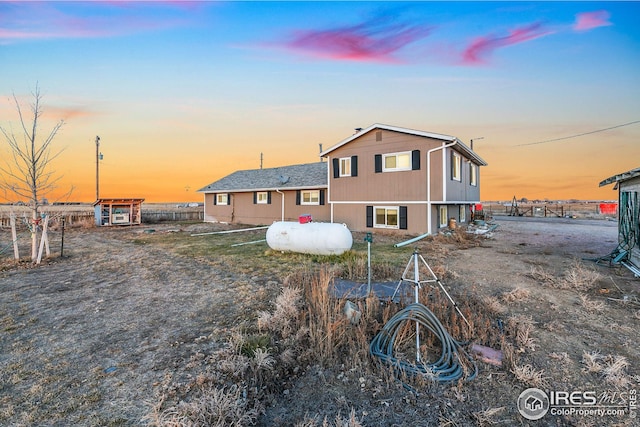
[427,140,458,235]
[275,189,284,221]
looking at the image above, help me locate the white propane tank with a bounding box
[266,221,353,255]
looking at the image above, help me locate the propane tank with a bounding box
[266,221,353,255]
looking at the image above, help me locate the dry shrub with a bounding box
[511,363,547,387]
[257,286,302,338]
[481,295,506,315]
[472,406,505,426]
[294,408,363,427]
[557,260,601,291]
[506,315,537,353]
[146,385,257,427]
[578,294,606,313]
[500,287,530,304]
[527,265,557,286]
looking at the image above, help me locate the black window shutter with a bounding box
[374,154,382,173]
[213,195,217,205]
[320,189,325,205]
[267,191,271,204]
[333,158,339,179]
[450,152,454,179]
[366,206,373,228]
[253,192,257,204]
[351,156,358,177]
[227,194,231,205]
[412,150,420,170]
[399,206,408,230]
[296,190,301,205]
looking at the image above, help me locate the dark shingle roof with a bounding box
[198,162,327,193]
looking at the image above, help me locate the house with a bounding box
[319,123,487,235]
[199,123,487,235]
[198,162,329,225]
[599,167,640,270]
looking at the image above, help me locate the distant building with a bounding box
[599,167,640,271]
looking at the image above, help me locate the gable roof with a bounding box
[320,123,488,166]
[599,167,640,187]
[198,162,327,193]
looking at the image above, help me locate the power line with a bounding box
[516,120,640,147]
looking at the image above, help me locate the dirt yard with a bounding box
[0,216,638,426]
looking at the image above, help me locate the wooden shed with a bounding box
[93,198,144,226]
[599,167,640,273]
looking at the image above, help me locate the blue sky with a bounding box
[1,1,639,202]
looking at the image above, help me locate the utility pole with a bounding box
[95,136,101,201]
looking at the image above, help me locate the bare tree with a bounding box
[0,85,66,261]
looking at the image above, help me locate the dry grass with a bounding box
[581,351,632,389]
[557,260,601,291]
[578,294,606,313]
[294,408,363,427]
[500,287,530,304]
[472,406,505,426]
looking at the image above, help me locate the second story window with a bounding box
[470,163,477,186]
[339,158,351,177]
[452,152,461,181]
[383,152,411,172]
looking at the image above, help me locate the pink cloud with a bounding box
[283,19,432,63]
[461,22,552,65]
[573,10,611,31]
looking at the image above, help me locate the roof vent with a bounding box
[355,127,363,133]
[278,175,290,184]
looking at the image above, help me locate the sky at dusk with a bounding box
[1,1,639,203]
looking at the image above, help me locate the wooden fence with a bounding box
[0,209,204,228]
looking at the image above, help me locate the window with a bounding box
[216,193,228,205]
[301,190,320,205]
[375,206,399,229]
[452,152,461,181]
[383,152,411,172]
[256,192,269,204]
[470,163,477,186]
[459,205,466,223]
[339,158,351,177]
[439,206,448,227]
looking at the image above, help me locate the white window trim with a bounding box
[470,163,477,186]
[339,157,351,177]
[459,205,466,223]
[374,206,400,229]
[452,152,461,181]
[439,206,448,227]
[216,193,228,205]
[382,151,412,172]
[256,192,269,204]
[301,190,320,205]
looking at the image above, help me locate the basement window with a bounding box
[459,205,466,223]
[383,152,411,172]
[375,206,399,229]
[439,206,448,228]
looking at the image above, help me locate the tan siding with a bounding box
[329,129,443,203]
[204,190,330,225]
